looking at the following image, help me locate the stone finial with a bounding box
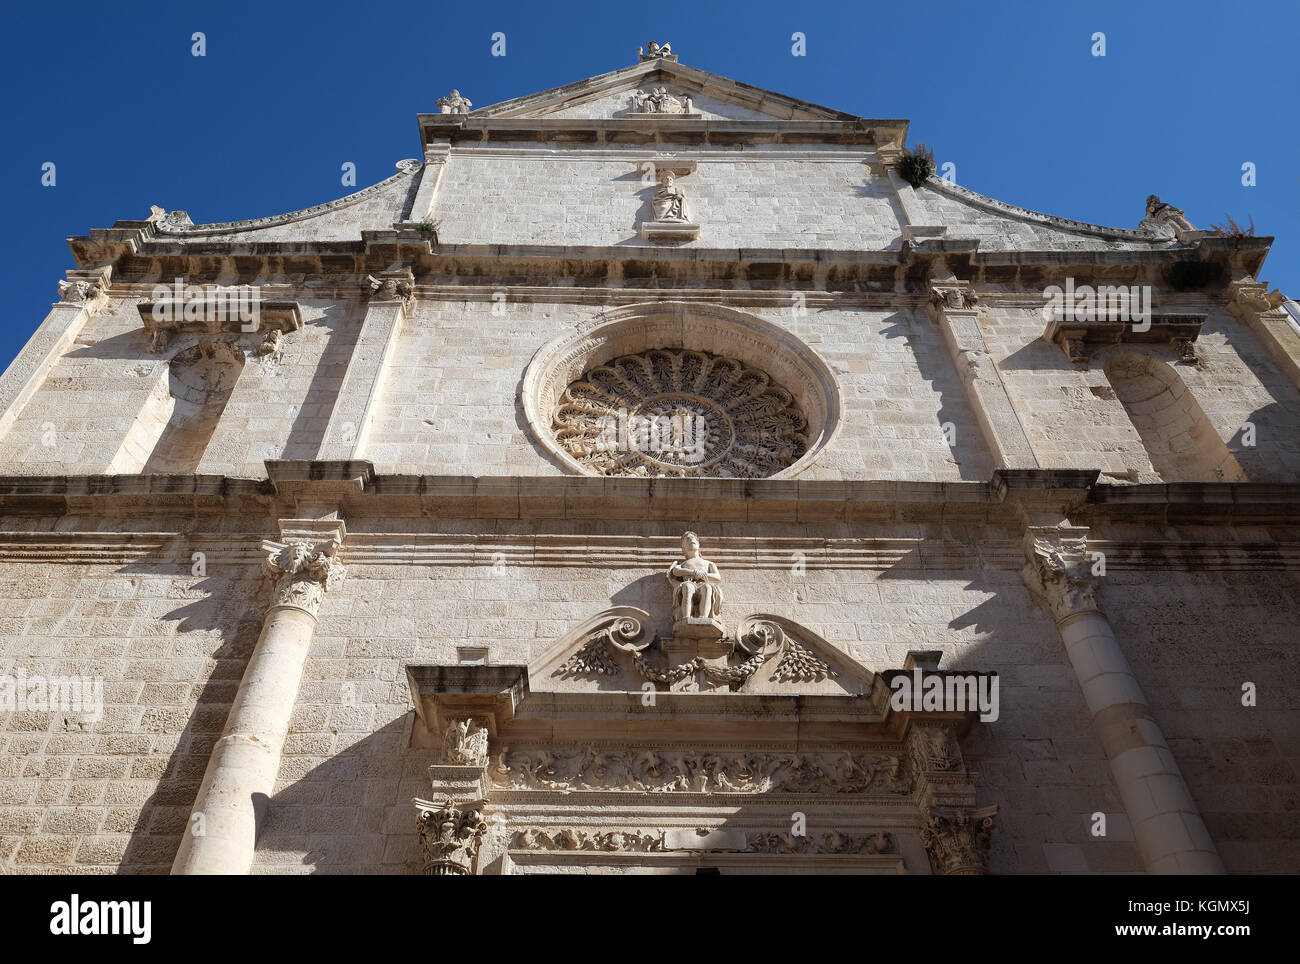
[436,89,472,114]
[147,205,166,222]
[416,800,488,875]
[920,806,997,875]
[263,538,345,617]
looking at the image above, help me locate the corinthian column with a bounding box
[1021,527,1224,874]
[172,533,345,875]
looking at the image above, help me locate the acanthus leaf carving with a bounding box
[509,828,666,852]
[920,806,997,875]
[1021,528,1099,622]
[262,538,345,617]
[415,799,488,875]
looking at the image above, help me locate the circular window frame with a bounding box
[521,302,843,478]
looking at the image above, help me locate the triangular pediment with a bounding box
[473,59,862,123]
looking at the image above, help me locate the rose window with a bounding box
[550,349,808,477]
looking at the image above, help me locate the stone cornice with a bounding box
[0,470,1299,528]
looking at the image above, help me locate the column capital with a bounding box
[54,266,112,315]
[415,799,489,875]
[920,805,998,875]
[365,264,416,307]
[1021,525,1100,622]
[261,537,345,617]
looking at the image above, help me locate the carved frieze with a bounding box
[509,828,666,852]
[492,748,910,795]
[748,830,894,855]
[631,87,694,115]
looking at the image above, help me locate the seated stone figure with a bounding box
[667,531,723,624]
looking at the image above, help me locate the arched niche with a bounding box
[1102,350,1247,483]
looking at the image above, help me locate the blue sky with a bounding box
[2,0,1295,369]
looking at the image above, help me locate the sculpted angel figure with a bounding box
[667,530,722,620]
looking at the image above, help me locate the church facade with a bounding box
[1,45,1297,875]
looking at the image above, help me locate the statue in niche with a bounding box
[651,169,689,222]
[667,531,723,622]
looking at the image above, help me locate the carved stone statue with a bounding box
[437,89,472,114]
[641,41,672,58]
[1138,194,1195,241]
[441,718,489,767]
[667,531,723,625]
[651,170,689,223]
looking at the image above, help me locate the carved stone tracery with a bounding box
[551,348,808,478]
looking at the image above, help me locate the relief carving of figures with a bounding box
[631,87,693,114]
[416,800,488,875]
[436,89,472,114]
[920,806,997,875]
[263,538,345,617]
[492,747,911,795]
[748,830,893,855]
[441,718,490,767]
[510,828,666,852]
[651,169,690,223]
[667,531,722,621]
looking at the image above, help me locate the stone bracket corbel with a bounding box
[137,298,302,355]
[1042,314,1204,365]
[55,266,112,314]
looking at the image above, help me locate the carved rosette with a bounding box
[263,539,345,618]
[416,801,488,875]
[920,806,997,875]
[1021,529,1099,622]
[551,348,808,478]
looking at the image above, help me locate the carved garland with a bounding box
[551,348,808,478]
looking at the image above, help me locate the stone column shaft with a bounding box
[172,532,344,875]
[1023,528,1224,874]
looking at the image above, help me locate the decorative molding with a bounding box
[151,160,422,236]
[138,300,303,354]
[491,748,910,794]
[262,538,345,618]
[415,800,488,875]
[920,806,998,875]
[923,178,1159,243]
